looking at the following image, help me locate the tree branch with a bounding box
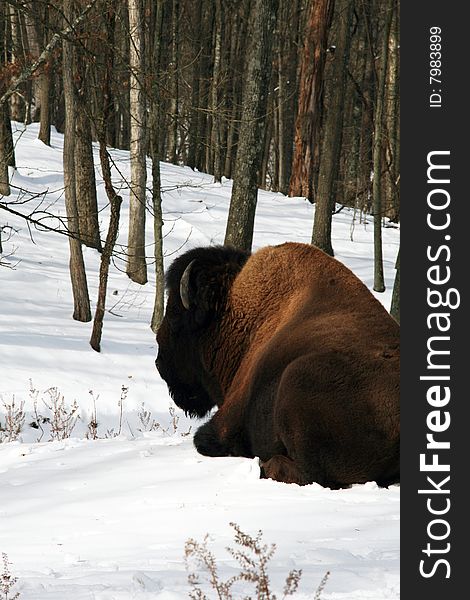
[0,199,77,240]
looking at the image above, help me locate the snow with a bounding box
[0,123,399,599]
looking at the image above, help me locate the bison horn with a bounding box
[180,259,196,310]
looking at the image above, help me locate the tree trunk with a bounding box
[223,1,249,180]
[37,67,52,145]
[3,107,15,168]
[7,4,23,122]
[52,71,65,134]
[127,0,148,285]
[224,0,278,251]
[311,0,354,256]
[259,91,273,189]
[150,0,165,333]
[0,2,13,190]
[0,109,10,195]
[186,0,202,170]
[63,0,91,322]
[24,0,51,145]
[150,135,164,333]
[167,0,179,164]
[223,104,238,180]
[289,0,334,201]
[89,1,120,351]
[90,142,122,351]
[75,105,102,251]
[340,17,366,210]
[356,9,374,215]
[384,3,399,221]
[372,0,394,292]
[277,0,300,195]
[195,4,214,173]
[211,0,224,182]
[116,3,130,150]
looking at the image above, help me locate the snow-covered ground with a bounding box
[0,123,399,599]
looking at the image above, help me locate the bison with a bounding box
[156,242,399,488]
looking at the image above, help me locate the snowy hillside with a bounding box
[0,123,399,599]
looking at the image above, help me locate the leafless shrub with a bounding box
[185,533,235,600]
[168,405,192,436]
[117,385,127,436]
[23,382,191,442]
[0,396,25,443]
[137,401,160,433]
[313,571,330,600]
[282,569,302,598]
[137,402,191,437]
[42,387,79,440]
[104,385,128,438]
[0,553,20,600]
[28,380,49,442]
[184,522,317,600]
[86,390,99,440]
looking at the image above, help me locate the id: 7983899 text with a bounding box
[429,26,442,108]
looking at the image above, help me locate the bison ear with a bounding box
[179,259,233,327]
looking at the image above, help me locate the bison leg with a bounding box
[260,455,311,485]
[193,418,232,457]
[271,352,399,488]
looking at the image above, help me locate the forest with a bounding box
[1,0,400,336]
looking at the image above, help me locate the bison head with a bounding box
[156,246,249,418]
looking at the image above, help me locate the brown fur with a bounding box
[156,242,400,488]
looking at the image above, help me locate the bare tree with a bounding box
[186,0,204,171]
[277,0,301,195]
[372,0,394,292]
[0,110,11,196]
[0,114,11,195]
[74,25,101,252]
[62,0,91,321]
[150,0,165,333]
[223,0,250,180]
[21,1,53,145]
[224,0,278,251]
[90,142,122,351]
[1,3,12,195]
[289,0,334,202]
[90,4,122,351]
[384,0,399,221]
[167,0,179,164]
[312,0,354,256]
[210,0,224,183]
[127,0,148,285]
